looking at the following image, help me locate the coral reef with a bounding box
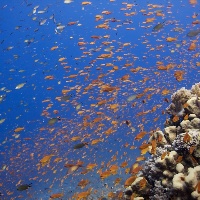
[124,83,200,200]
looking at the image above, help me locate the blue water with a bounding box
[0,0,200,199]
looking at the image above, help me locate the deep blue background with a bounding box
[0,0,199,199]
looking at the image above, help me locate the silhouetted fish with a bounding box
[73,142,88,149]
[17,183,32,191]
[152,21,165,31]
[187,29,200,37]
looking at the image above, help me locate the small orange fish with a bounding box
[102,10,111,15]
[166,37,177,42]
[58,57,66,62]
[172,115,179,122]
[121,74,130,81]
[67,165,79,174]
[100,170,112,179]
[176,155,183,163]
[120,161,128,168]
[68,74,77,78]
[50,46,58,51]
[53,158,62,163]
[183,132,191,143]
[71,136,81,141]
[109,104,118,110]
[68,21,77,26]
[151,140,157,155]
[188,42,196,51]
[14,127,24,132]
[77,179,90,189]
[146,18,155,23]
[92,117,102,123]
[98,54,112,58]
[139,177,147,189]
[135,131,147,140]
[78,42,86,46]
[174,70,184,81]
[161,152,169,160]
[107,191,115,198]
[86,163,97,170]
[50,193,64,199]
[184,114,189,120]
[75,188,92,200]
[161,89,170,95]
[91,138,103,145]
[114,178,122,185]
[131,165,143,174]
[82,1,91,5]
[136,156,146,162]
[109,165,118,175]
[40,154,54,167]
[124,176,137,187]
[45,75,54,80]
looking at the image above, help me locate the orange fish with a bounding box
[40,154,54,167]
[68,21,77,26]
[120,161,128,168]
[109,104,118,110]
[161,89,170,95]
[130,163,143,174]
[188,42,196,51]
[146,18,155,23]
[91,138,103,145]
[86,163,97,170]
[100,170,112,179]
[114,178,122,185]
[183,132,191,143]
[166,37,177,42]
[75,188,92,200]
[161,152,169,160]
[71,136,81,141]
[77,179,90,189]
[136,156,146,162]
[92,117,102,123]
[14,127,24,132]
[102,10,111,15]
[139,177,147,189]
[174,70,184,81]
[54,158,62,163]
[135,131,147,140]
[68,74,77,78]
[124,176,137,187]
[58,57,66,62]
[50,193,64,199]
[45,75,54,80]
[172,115,179,122]
[82,1,91,5]
[109,165,118,175]
[98,54,112,58]
[151,140,157,155]
[121,74,130,81]
[184,114,189,120]
[50,46,58,51]
[176,155,183,163]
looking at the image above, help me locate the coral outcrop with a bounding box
[124,83,200,200]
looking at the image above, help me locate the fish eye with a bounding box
[57,116,61,120]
